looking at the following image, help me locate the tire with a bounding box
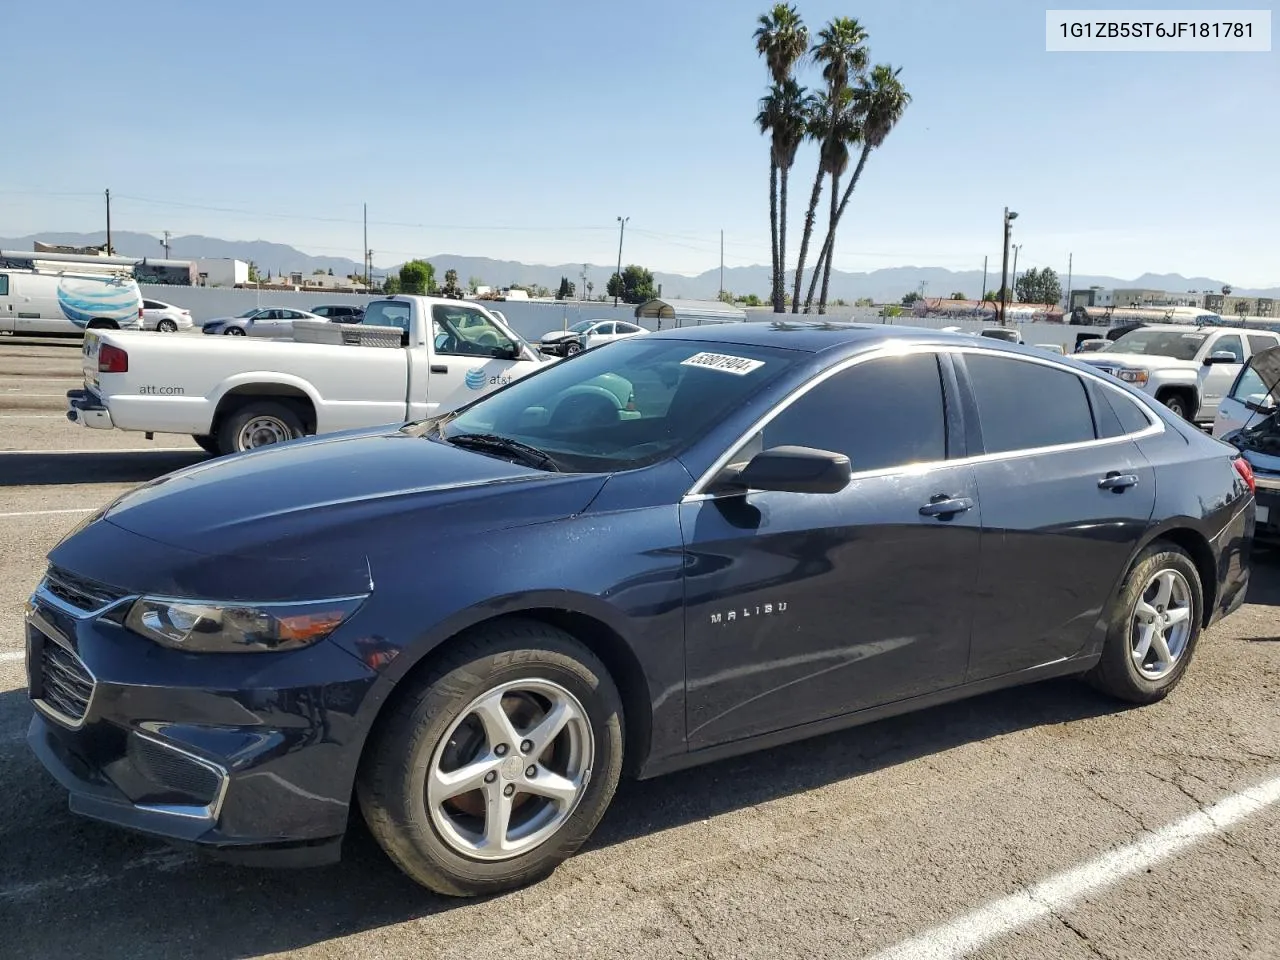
[357,620,625,897]
[215,400,305,454]
[1161,393,1190,419]
[157,319,178,333]
[564,341,582,355]
[191,434,220,455]
[1085,542,1204,704]
[224,326,247,336]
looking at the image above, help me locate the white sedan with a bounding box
[141,298,194,333]
[539,319,647,356]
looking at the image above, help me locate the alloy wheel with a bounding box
[1130,568,1193,680]
[427,678,594,861]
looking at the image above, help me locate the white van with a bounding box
[0,269,143,336]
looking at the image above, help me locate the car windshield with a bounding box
[566,320,595,333]
[1107,329,1207,360]
[235,308,261,318]
[429,338,800,472]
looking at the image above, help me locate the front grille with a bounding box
[31,627,95,725]
[41,565,129,615]
[126,734,223,806]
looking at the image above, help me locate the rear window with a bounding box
[0,275,8,296]
[965,353,1095,454]
[363,300,411,333]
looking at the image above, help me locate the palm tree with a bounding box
[757,80,808,313]
[791,17,868,313]
[755,4,808,311]
[807,64,911,312]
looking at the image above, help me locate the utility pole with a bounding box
[363,203,369,286]
[105,189,112,255]
[581,263,588,301]
[1065,252,1073,311]
[981,255,988,306]
[1000,207,1018,326]
[720,230,724,299]
[160,230,171,259]
[613,215,628,308]
[1010,244,1022,306]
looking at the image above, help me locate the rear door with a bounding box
[955,350,1157,681]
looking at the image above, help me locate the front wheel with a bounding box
[357,620,624,897]
[224,326,247,336]
[564,341,582,355]
[1161,393,1190,419]
[1085,542,1204,704]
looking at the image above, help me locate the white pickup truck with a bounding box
[67,296,554,455]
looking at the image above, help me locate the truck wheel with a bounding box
[217,401,304,454]
[1159,392,1192,419]
[191,434,220,455]
[357,620,625,897]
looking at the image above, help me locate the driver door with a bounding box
[420,305,541,415]
[1199,333,1245,420]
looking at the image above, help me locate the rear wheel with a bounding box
[1160,392,1191,419]
[357,620,624,897]
[1085,542,1203,704]
[215,400,305,455]
[157,319,178,333]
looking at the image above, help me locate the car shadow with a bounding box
[0,677,1134,958]
[0,450,207,487]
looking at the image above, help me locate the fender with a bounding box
[208,371,326,415]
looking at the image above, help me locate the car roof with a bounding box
[643,319,1004,354]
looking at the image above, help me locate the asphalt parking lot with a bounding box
[0,336,1277,960]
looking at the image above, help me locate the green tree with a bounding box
[383,275,401,295]
[741,293,763,307]
[806,64,912,313]
[755,4,809,314]
[556,276,577,300]
[1015,267,1063,306]
[606,265,657,305]
[467,276,483,294]
[983,289,1002,302]
[442,268,463,298]
[950,291,966,300]
[399,259,436,295]
[247,261,261,283]
[901,291,921,306]
[854,296,874,307]
[793,17,868,314]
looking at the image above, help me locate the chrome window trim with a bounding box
[681,342,1165,502]
[130,730,231,823]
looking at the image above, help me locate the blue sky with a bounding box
[3,1,1276,285]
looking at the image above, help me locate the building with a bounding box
[195,258,249,287]
[1204,293,1275,318]
[1110,288,1206,308]
[1068,287,1113,309]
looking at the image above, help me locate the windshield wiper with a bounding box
[444,433,562,472]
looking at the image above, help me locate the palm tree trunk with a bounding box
[768,161,779,310]
[817,169,842,313]
[806,144,873,314]
[790,168,824,313]
[776,164,790,312]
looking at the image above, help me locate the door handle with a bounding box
[1098,472,1139,491]
[919,495,974,518]
[430,364,448,373]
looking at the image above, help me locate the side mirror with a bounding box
[1203,351,1238,365]
[731,445,852,495]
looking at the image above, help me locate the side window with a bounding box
[741,352,947,474]
[1212,335,1244,361]
[142,300,159,310]
[431,305,516,358]
[0,275,8,296]
[964,353,1095,453]
[1098,383,1154,435]
[596,322,615,336]
[1248,334,1279,354]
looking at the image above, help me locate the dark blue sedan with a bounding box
[25,321,1256,896]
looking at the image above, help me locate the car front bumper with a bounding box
[23,584,379,866]
[1254,474,1280,541]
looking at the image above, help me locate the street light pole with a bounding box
[613,216,629,308]
[1000,207,1018,326]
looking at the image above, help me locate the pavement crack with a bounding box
[1077,775,1147,831]
[1051,909,1117,960]
[1147,769,1204,807]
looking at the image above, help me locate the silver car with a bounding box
[201,307,324,338]
[140,298,194,333]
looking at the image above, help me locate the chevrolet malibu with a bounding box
[25,322,1256,897]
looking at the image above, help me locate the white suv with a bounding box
[1074,324,1280,424]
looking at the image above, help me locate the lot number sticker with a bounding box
[681,352,765,375]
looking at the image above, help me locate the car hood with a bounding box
[48,427,608,600]
[1076,352,1201,370]
[541,330,582,341]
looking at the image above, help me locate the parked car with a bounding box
[979,327,1022,344]
[540,319,646,356]
[140,298,193,333]
[1075,338,1111,353]
[311,304,366,323]
[68,296,551,455]
[201,307,325,337]
[1074,323,1280,424]
[1217,345,1279,542]
[30,322,1254,898]
[1034,343,1064,354]
[0,267,142,336]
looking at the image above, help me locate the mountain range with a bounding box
[3,231,1276,303]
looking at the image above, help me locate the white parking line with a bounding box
[0,447,198,454]
[0,651,25,663]
[0,508,95,519]
[0,415,64,420]
[868,773,1280,960]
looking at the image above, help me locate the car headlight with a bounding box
[1117,368,1149,384]
[124,595,367,653]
